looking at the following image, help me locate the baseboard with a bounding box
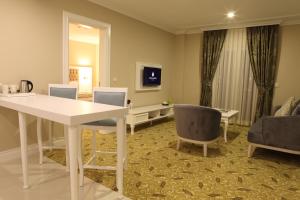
[0,144,38,162]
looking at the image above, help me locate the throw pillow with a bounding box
[274,96,295,116]
[291,99,300,116]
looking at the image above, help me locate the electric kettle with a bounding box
[20,80,33,93]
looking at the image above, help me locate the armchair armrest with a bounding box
[262,116,300,151]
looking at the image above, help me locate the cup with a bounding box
[10,85,18,93]
[2,85,10,95]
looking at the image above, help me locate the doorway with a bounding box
[62,11,111,99]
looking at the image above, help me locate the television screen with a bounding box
[143,67,161,86]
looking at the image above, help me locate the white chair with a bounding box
[36,84,78,167]
[78,87,128,186]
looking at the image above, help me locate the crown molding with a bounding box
[87,1,300,35]
[176,15,300,35]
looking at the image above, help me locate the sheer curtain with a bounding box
[212,28,258,126]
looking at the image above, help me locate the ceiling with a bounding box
[89,0,300,34]
[69,23,99,44]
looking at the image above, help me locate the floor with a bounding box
[0,153,128,200]
[46,120,300,200]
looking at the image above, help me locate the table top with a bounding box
[0,94,128,125]
[218,109,239,118]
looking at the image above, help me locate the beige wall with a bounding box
[171,34,202,105]
[173,24,300,107]
[69,40,97,87]
[273,25,300,105]
[0,0,175,151]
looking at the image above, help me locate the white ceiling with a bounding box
[69,23,99,44]
[89,0,300,34]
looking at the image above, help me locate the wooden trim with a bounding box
[178,136,219,145]
[249,142,300,155]
[177,136,219,157]
[62,11,111,86]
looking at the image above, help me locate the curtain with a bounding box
[246,25,279,120]
[200,29,227,106]
[212,28,258,126]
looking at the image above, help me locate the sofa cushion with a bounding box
[247,117,264,144]
[291,99,300,116]
[274,96,295,116]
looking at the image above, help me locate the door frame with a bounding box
[62,11,111,86]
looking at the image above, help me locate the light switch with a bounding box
[113,77,118,82]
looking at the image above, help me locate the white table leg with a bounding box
[36,117,43,165]
[48,121,53,151]
[130,125,134,135]
[18,112,29,189]
[68,126,79,200]
[116,117,125,194]
[64,125,70,171]
[224,119,229,143]
[123,120,128,169]
[78,127,84,187]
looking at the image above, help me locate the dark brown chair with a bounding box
[174,104,221,157]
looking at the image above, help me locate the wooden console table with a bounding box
[126,104,174,135]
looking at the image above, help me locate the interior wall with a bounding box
[0,0,175,151]
[273,24,300,105]
[69,40,97,87]
[171,34,202,105]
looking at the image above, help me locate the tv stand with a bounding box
[126,104,174,135]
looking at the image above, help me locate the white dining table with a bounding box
[0,94,128,200]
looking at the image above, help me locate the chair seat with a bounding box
[83,119,117,127]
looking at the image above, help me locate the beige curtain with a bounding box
[212,28,258,126]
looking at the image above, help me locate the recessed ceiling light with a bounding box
[227,11,236,19]
[78,24,93,29]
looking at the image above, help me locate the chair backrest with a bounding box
[174,104,222,141]
[48,84,78,100]
[93,87,128,107]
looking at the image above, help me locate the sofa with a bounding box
[247,100,300,157]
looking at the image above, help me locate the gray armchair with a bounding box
[174,104,221,157]
[248,100,300,157]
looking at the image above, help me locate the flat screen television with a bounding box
[143,67,161,86]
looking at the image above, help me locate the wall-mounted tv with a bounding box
[143,67,161,86]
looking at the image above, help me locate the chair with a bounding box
[78,87,128,186]
[174,104,221,157]
[36,84,78,166]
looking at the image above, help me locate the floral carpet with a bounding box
[46,120,300,200]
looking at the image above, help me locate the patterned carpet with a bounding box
[46,120,300,200]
